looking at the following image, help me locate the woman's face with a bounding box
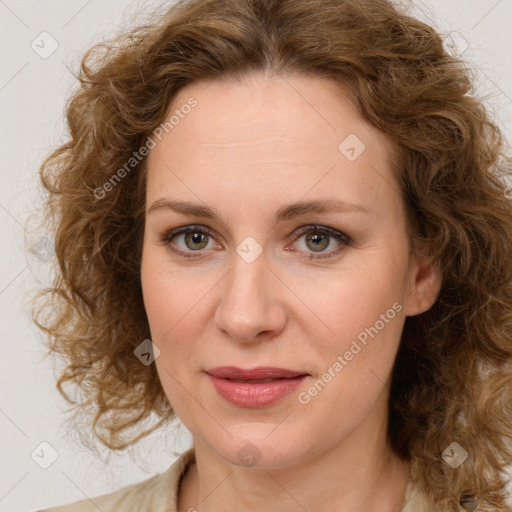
[141,71,440,468]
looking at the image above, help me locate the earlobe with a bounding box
[403,257,443,317]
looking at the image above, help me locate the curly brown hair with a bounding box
[30,0,512,509]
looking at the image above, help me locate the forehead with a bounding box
[145,71,400,215]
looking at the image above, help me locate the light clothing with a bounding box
[35,447,463,511]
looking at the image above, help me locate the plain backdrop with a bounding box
[1,1,511,511]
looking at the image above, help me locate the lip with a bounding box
[205,366,309,408]
[205,366,308,380]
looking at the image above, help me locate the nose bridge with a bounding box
[214,244,285,340]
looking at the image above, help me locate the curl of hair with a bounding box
[30,0,512,509]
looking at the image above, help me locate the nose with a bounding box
[214,249,287,343]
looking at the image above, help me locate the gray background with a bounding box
[1,0,511,510]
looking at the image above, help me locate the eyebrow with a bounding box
[147,198,371,223]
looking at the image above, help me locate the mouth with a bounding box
[206,369,310,408]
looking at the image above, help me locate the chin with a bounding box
[203,428,313,470]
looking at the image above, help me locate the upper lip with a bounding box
[206,366,309,380]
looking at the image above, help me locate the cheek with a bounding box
[289,254,407,369]
[141,255,203,413]
[293,267,406,426]
[141,242,196,333]
[140,263,172,337]
[140,247,215,363]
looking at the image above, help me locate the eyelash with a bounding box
[160,224,352,260]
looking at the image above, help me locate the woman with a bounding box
[32,0,512,511]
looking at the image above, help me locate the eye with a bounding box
[160,224,352,260]
[288,224,352,260]
[160,225,218,258]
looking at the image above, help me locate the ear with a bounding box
[403,255,443,317]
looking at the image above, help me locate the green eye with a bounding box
[291,224,352,260]
[161,224,352,260]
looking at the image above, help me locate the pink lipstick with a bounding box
[206,366,309,408]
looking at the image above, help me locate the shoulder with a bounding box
[35,447,196,512]
[403,478,468,512]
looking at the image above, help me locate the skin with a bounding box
[140,70,442,512]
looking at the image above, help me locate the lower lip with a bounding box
[207,375,308,408]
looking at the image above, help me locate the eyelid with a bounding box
[291,224,351,245]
